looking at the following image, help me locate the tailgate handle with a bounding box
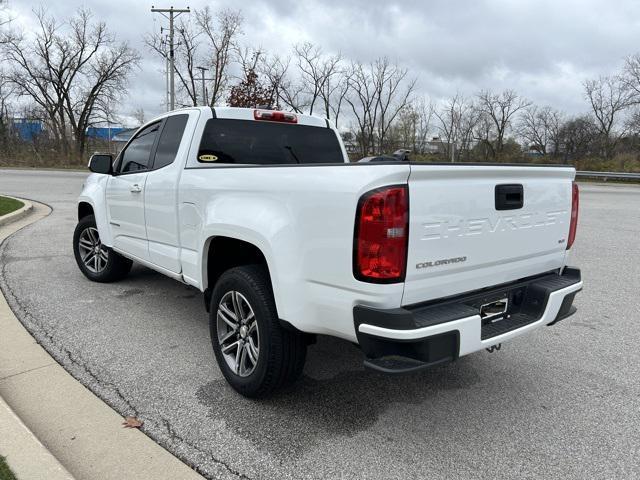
[495,184,523,210]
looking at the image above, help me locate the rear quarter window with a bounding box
[197,119,344,165]
[153,114,189,170]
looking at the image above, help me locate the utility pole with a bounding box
[196,66,209,106]
[151,6,190,111]
[159,29,170,111]
[165,54,170,111]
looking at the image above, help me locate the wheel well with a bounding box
[78,202,94,221]
[204,237,270,310]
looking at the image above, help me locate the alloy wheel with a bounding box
[78,227,108,273]
[216,291,260,377]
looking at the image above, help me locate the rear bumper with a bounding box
[354,268,582,373]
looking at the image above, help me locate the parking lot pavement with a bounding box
[1,169,639,479]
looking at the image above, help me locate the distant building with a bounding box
[111,128,138,143]
[86,126,125,141]
[10,118,44,141]
[111,128,138,154]
[408,137,449,155]
[524,147,544,157]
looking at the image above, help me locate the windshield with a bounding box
[198,118,344,165]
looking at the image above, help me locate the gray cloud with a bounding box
[9,0,640,122]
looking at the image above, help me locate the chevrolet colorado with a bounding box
[74,106,582,397]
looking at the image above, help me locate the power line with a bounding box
[151,6,190,111]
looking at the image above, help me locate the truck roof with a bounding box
[167,106,329,129]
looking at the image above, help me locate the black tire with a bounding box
[73,214,132,283]
[210,265,307,398]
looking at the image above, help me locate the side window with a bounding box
[118,122,160,173]
[152,114,189,170]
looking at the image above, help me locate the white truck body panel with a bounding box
[403,165,575,305]
[77,106,580,351]
[179,164,410,339]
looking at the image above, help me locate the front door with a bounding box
[144,113,191,273]
[106,121,161,261]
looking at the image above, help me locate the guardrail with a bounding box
[576,171,640,180]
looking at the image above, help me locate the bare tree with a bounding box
[260,54,306,113]
[145,8,242,108]
[621,54,640,102]
[228,47,275,108]
[0,72,13,120]
[196,7,242,106]
[0,0,12,35]
[0,72,14,149]
[584,75,633,159]
[394,107,414,150]
[4,8,139,159]
[473,111,496,161]
[413,98,434,155]
[261,49,348,125]
[558,115,597,163]
[145,19,200,107]
[320,66,350,127]
[345,58,415,155]
[345,61,377,155]
[293,42,343,117]
[373,58,416,153]
[235,46,262,75]
[435,94,476,161]
[518,105,563,156]
[477,89,530,159]
[393,99,433,155]
[132,108,146,126]
[458,104,481,160]
[174,20,200,106]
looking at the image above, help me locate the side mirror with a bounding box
[88,153,114,174]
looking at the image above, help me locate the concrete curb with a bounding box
[0,195,33,227]
[0,396,74,480]
[0,202,205,480]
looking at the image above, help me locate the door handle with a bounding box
[130,184,142,193]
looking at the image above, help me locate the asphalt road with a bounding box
[1,169,639,479]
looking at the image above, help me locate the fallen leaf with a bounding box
[122,416,143,429]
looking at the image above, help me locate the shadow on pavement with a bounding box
[196,336,481,459]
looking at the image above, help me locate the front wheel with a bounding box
[73,214,132,283]
[210,265,307,398]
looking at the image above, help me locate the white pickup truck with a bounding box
[74,106,582,397]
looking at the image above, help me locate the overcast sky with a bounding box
[9,0,640,125]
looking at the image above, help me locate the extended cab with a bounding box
[74,107,582,397]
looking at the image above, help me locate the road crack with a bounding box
[157,416,253,480]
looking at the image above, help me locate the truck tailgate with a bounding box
[402,165,575,306]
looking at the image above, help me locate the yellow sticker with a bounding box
[199,154,218,162]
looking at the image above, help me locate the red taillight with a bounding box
[253,109,297,123]
[567,181,579,249]
[354,185,409,282]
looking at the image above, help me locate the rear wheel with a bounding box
[210,265,307,398]
[73,215,132,283]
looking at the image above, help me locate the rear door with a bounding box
[402,164,575,305]
[106,121,161,261]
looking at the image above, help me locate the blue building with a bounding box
[10,118,44,141]
[86,126,125,140]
